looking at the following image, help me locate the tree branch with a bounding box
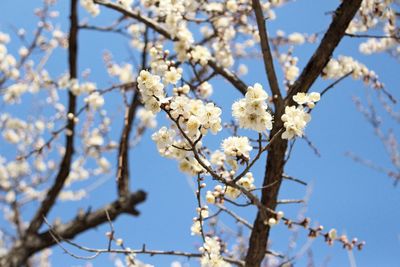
[93,0,248,95]
[26,0,80,236]
[116,89,140,197]
[286,0,363,102]
[0,191,146,267]
[245,1,363,266]
[251,0,283,105]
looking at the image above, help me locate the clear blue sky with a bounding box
[0,0,399,266]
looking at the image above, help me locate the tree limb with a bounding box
[26,0,79,236]
[251,0,283,105]
[0,191,146,267]
[286,0,363,102]
[93,0,248,95]
[245,1,363,266]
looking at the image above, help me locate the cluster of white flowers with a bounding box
[68,78,97,96]
[197,82,213,99]
[280,52,300,84]
[190,205,209,236]
[138,1,194,63]
[86,129,104,147]
[59,189,86,201]
[263,211,285,227]
[359,36,398,55]
[95,156,111,175]
[0,32,19,81]
[66,157,89,186]
[148,45,170,76]
[232,83,273,132]
[137,70,165,114]
[199,236,231,267]
[151,126,207,176]
[292,92,320,109]
[1,115,28,145]
[0,158,30,185]
[168,95,222,135]
[84,92,104,110]
[322,56,383,88]
[281,106,309,140]
[173,84,190,95]
[108,63,135,83]
[221,136,252,160]
[288,32,306,45]
[224,172,256,200]
[190,45,212,66]
[137,108,157,129]
[347,0,394,34]
[151,126,176,156]
[3,83,28,104]
[127,24,146,50]
[80,0,100,17]
[163,67,182,85]
[281,92,320,140]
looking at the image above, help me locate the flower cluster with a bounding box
[279,51,300,84]
[190,45,212,66]
[347,0,394,34]
[137,108,157,129]
[292,92,320,109]
[199,236,230,267]
[190,205,209,236]
[84,92,104,110]
[281,106,310,140]
[224,172,256,200]
[322,56,383,89]
[221,136,252,161]
[108,62,135,83]
[137,70,165,114]
[60,77,97,96]
[281,92,320,140]
[80,0,100,17]
[0,32,20,82]
[232,83,273,132]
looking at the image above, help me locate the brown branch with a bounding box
[0,191,146,267]
[216,204,253,230]
[282,174,307,186]
[245,1,363,266]
[116,25,148,197]
[251,0,283,105]
[26,0,80,236]
[345,33,400,40]
[93,0,248,95]
[320,71,353,97]
[116,90,140,197]
[47,235,244,266]
[286,0,363,102]
[79,24,130,37]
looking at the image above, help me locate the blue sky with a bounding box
[0,0,399,266]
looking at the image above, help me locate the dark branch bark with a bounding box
[0,191,146,267]
[116,26,148,197]
[26,0,79,236]
[117,91,140,197]
[286,0,363,102]
[245,1,363,266]
[251,0,283,105]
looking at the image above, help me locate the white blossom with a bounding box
[281,106,311,140]
[84,92,104,110]
[232,83,273,132]
[222,136,252,159]
[80,0,100,16]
